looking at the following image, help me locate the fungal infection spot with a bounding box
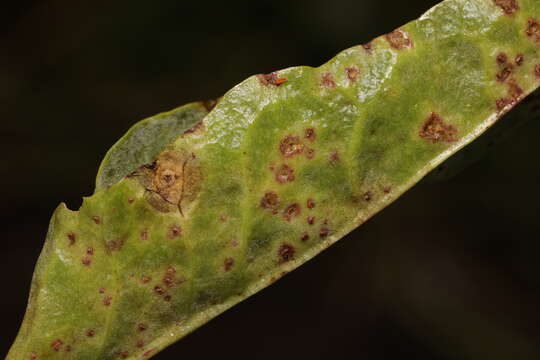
[527,18,540,41]
[319,227,330,238]
[67,232,76,245]
[154,286,165,296]
[140,230,148,241]
[307,199,316,209]
[260,191,279,209]
[385,29,413,49]
[99,287,106,294]
[383,186,392,194]
[301,232,310,242]
[86,329,95,337]
[106,239,124,253]
[306,148,315,159]
[419,113,457,143]
[87,247,94,256]
[283,203,301,221]
[128,198,135,204]
[515,54,524,66]
[167,224,181,239]
[164,295,172,302]
[92,216,101,225]
[280,135,304,157]
[278,244,295,263]
[305,128,316,142]
[141,275,151,284]
[136,340,145,348]
[138,323,148,331]
[346,66,360,82]
[496,52,508,64]
[103,296,112,306]
[321,72,336,88]
[258,72,288,86]
[51,339,63,352]
[496,64,513,82]
[275,164,295,183]
[82,257,92,266]
[224,258,235,271]
[307,216,315,225]
[494,0,518,14]
[363,192,372,202]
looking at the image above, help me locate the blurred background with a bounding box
[1,0,540,359]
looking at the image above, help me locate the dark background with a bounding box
[2,1,540,359]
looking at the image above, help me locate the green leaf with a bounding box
[8,0,540,359]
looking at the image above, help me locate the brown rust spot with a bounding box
[164,295,172,302]
[82,257,92,266]
[92,216,101,225]
[494,0,519,15]
[278,244,295,263]
[128,198,135,204]
[87,247,94,256]
[260,191,279,209]
[321,72,336,88]
[136,340,145,348]
[141,275,151,284]
[383,186,392,194]
[385,29,412,49]
[106,239,124,253]
[283,203,301,221]
[279,135,304,157]
[29,353,38,360]
[535,65,540,78]
[346,66,360,82]
[143,348,157,357]
[167,224,181,239]
[305,128,316,142]
[86,329,95,337]
[306,148,315,159]
[224,258,235,271]
[508,79,523,98]
[103,296,112,306]
[258,72,288,86]
[527,18,540,41]
[301,232,310,242]
[419,113,457,143]
[307,216,315,225]
[307,199,316,209]
[67,232,76,245]
[496,64,513,82]
[154,286,165,296]
[496,52,508,64]
[275,164,295,183]
[99,287,106,294]
[515,53,524,66]
[138,323,148,331]
[140,230,148,241]
[51,339,63,351]
[363,192,372,202]
[319,227,330,238]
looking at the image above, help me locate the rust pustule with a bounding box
[496,64,513,82]
[99,287,106,294]
[346,66,360,82]
[86,329,95,337]
[92,216,101,225]
[319,227,330,238]
[128,198,135,204]
[307,199,316,209]
[494,0,519,15]
[167,224,181,239]
[224,258,235,271]
[136,340,145,348]
[82,257,92,266]
[29,353,37,360]
[275,164,295,183]
[154,286,165,295]
[164,295,172,302]
[119,351,129,359]
[535,65,540,78]
[306,148,315,159]
[527,18,540,41]
[260,191,279,209]
[321,72,336,88]
[383,186,392,194]
[258,72,288,86]
[140,230,148,241]
[106,239,124,253]
[363,192,372,202]
[283,203,301,221]
[301,232,310,242]
[280,135,304,157]
[51,339,64,351]
[103,296,112,306]
[385,29,413,49]
[508,79,523,98]
[278,244,295,263]
[515,53,524,66]
[67,232,76,245]
[419,113,457,143]
[305,128,316,142]
[307,216,315,225]
[87,247,94,255]
[138,323,148,331]
[362,43,373,53]
[496,52,508,64]
[141,275,151,284]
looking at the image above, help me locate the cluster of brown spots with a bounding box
[163,266,177,288]
[301,232,310,242]
[258,72,288,86]
[103,295,113,306]
[305,128,316,142]
[319,227,330,238]
[280,135,304,157]
[385,29,413,50]
[51,339,64,351]
[86,329,95,337]
[307,216,315,225]
[275,164,295,183]
[419,113,457,143]
[106,239,124,253]
[224,258,235,271]
[140,230,148,241]
[496,79,524,111]
[306,199,316,209]
[494,0,519,15]
[92,216,101,225]
[515,53,524,66]
[363,192,372,202]
[138,323,148,331]
[141,275,152,284]
[283,203,301,221]
[167,224,181,239]
[67,232,76,245]
[527,18,540,41]
[345,66,360,82]
[278,244,295,263]
[495,52,515,82]
[321,72,336,88]
[260,191,279,211]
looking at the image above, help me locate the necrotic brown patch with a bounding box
[141,275,151,284]
[497,64,513,82]
[527,18,540,41]
[279,135,304,157]
[275,164,295,183]
[419,113,457,143]
[224,258,235,271]
[346,66,360,82]
[167,224,181,239]
[278,244,295,263]
[106,239,124,253]
[363,192,372,202]
[87,247,94,255]
[154,286,165,295]
[494,0,519,15]
[321,72,336,88]
[385,29,412,49]
[305,128,316,142]
[283,203,301,221]
[258,72,288,86]
[140,230,148,241]
[260,191,279,209]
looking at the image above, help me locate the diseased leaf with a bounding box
[8,0,540,359]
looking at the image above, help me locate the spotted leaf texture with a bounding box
[8,0,540,359]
